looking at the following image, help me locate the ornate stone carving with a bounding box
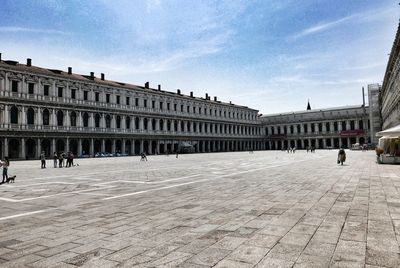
[0,70,5,80]
[25,74,39,82]
[8,72,23,81]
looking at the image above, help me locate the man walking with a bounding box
[40,151,46,169]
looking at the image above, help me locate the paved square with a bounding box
[0,150,399,267]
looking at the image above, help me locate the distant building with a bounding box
[0,55,265,159]
[381,23,400,130]
[261,105,370,150]
[368,84,382,144]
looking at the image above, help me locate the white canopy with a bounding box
[376,124,400,137]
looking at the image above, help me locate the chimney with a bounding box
[145,82,149,89]
[158,84,161,90]
[205,93,208,99]
[90,72,94,79]
[229,101,232,104]
[177,89,181,95]
[362,87,365,107]
[190,91,193,97]
[27,58,32,66]
[101,73,105,80]
[68,67,72,74]
[214,96,217,101]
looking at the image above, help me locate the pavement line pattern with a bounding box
[0,209,51,221]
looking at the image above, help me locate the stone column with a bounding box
[323,139,327,148]
[131,139,135,155]
[4,137,8,157]
[346,121,350,131]
[339,138,343,148]
[101,139,105,153]
[156,119,160,131]
[139,118,144,131]
[112,140,116,154]
[78,139,82,156]
[52,139,56,153]
[21,138,25,159]
[66,138,70,152]
[36,138,41,158]
[156,140,160,154]
[121,139,126,154]
[148,140,152,154]
[90,139,94,156]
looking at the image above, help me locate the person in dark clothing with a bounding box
[338,148,346,165]
[40,152,46,169]
[1,157,9,184]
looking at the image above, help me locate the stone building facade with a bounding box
[261,105,370,150]
[0,56,265,160]
[381,23,400,130]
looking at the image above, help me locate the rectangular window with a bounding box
[199,108,202,114]
[135,98,139,106]
[174,104,177,111]
[187,106,190,113]
[95,92,100,102]
[106,94,110,103]
[71,89,76,99]
[44,85,49,96]
[167,103,170,110]
[84,91,88,101]
[193,107,196,113]
[11,80,18,92]
[181,105,184,112]
[144,99,147,108]
[160,102,163,109]
[126,97,130,105]
[116,95,120,104]
[58,87,63,97]
[28,83,34,94]
[152,100,155,109]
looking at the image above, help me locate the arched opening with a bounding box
[359,137,365,144]
[82,139,90,155]
[116,116,121,129]
[25,139,36,159]
[151,140,157,154]
[69,139,78,155]
[134,140,140,154]
[349,137,356,146]
[105,115,111,129]
[43,109,50,126]
[159,143,165,154]
[135,117,139,129]
[333,138,339,148]
[144,118,148,130]
[10,105,18,124]
[144,140,149,154]
[95,114,101,128]
[326,139,332,147]
[181,121,184,132]
[70,111,77,127]
[116,140,122,153]
[318,139,323,148]
[94,139,101,154]
[152,119,156,131]
[160,119,164,131]
[57,111,64,126]
[105,140,112,153]
[56,139,65,153]
[125,140,131,155]
[125,116,131,129]
[167,120,171,131]
[41,139,51,157]
[341,138,348,148]
[8,139,20,159]
[304,140,309,148]
[174,121,178,132]
[359,120,364,130]
[83,112,89,127]
[27,108,35,125]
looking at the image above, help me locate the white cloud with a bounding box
[0,26,70,35]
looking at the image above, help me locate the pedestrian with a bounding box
[70,152,74,167]
[337,148,346,165]
[58,152,63,168]
[140,152,148,161]
[53,152,58,168]
[40,151,46,169]
[1,157,9,184]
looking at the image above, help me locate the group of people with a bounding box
[286,147,296,153]
[306,146,316,153]
[0,157,9,184]
[39,151,76,169]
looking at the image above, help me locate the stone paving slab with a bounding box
[0,150,399,267]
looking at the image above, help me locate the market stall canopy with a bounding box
[376,124,400,137]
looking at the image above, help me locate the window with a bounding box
[58,87,63,98]
[71,89,76,99]
[116,95,120,105]
[160,102,163,109]
[27,108,34,125]
[126,116,131,129]
[105,115,111,128]
[83,113,89,127]
[44,85,49,96]
[95,92,100,102]
[174,104,177,111]
[11,80,18,92]
[187,106,190,113]
[70,112,77,127]
[95,114,100,128]
[106,94,110,103]
[126,97,130,105]
[167,103,170,110]
[135,98,139,106]
[43,109,50,125]
[116,116,121,128]
[181,105,184,112]
[193,107,196,113]
[57,111,64,126]
[144,99,147,108]
[28,83,34,94]
[152,100,155,108]
[199,108,202,114]
[10,106,18,124]
[84,91,88,101]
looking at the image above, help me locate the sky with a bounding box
[0,0,398,114]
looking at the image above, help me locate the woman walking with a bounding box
[337,148,346,166]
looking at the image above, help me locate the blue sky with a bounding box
[0,0,398,114]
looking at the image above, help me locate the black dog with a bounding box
[6,175,16,183]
